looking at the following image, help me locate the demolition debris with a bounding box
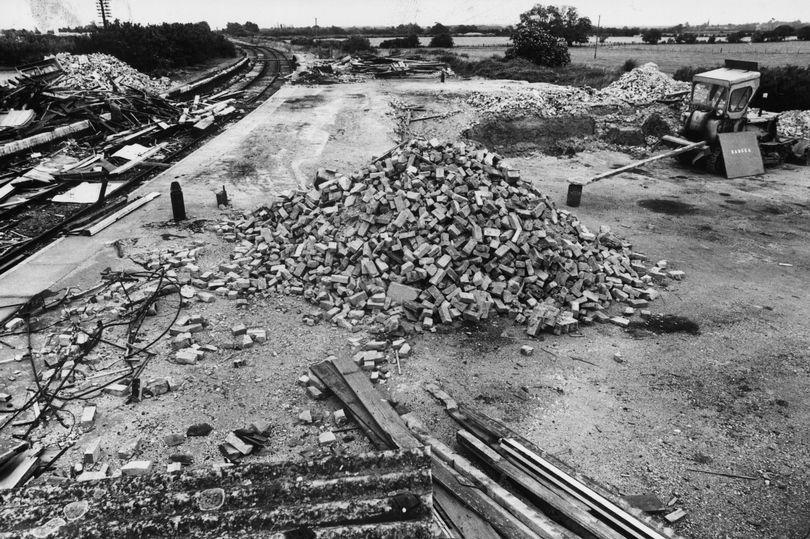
[293,55,451,84]
[51,53,171,95]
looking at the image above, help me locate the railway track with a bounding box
[0,45,293,278]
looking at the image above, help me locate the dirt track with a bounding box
[2,75,808,538]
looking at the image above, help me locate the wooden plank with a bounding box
[310,360,389,449]
[81,192,161,236]
[452,404,677,538]
[573,141,706,186]
[109,143,168,176]
[328,356,421,449]
[0,451,40,490]
[432,457,539,539]
[458,430,625,539]
[501,439,670,539]
[0,120,92,159]
[433,484,498,539]
[402,414,575,539]
[0,442,30,470]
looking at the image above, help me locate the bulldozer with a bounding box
[565,59,808,206]
[664,59,807,176]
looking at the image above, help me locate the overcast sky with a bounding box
[5,0,809,32]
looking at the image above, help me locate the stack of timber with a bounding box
[0,448,433,538]
[419,385,684,539]
[216,137,678,336]
[303,358,683,538]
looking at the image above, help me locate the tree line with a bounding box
[641,24,810,44]
[0,22,235,72]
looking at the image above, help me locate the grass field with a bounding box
[418,41,810,73]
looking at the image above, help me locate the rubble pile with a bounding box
[598,62,690,104]
[214,138,681,336]
[293,55,450,85]
[52,53,171,95]
[465,85,594,118]
[464,64,687,121]
[777,110,810,140]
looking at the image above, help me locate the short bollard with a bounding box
[216,185,229,207]
[566,183,583,207]
[170,181,186,220]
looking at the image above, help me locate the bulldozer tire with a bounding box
[706,148,726,176]
[676,152,694,166]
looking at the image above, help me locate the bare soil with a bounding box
[2,77,808,538]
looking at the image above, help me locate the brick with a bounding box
[225,432,252,455]
[318,431,337,446]
[175,348,202,365]
[246,328,266,343]
[83,438,102,465]
[386,282,419,303]
[121,460,153,476]
[103,383,129,397]
[80,405,97,428]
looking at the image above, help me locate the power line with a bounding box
[96,0,112,28]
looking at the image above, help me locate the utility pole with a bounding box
[96,0,112,28]
[594,15,600,59]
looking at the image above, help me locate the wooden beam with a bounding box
[458,430,625,539]
[80,192,160,236]
[573,141,706,186]
[109,143,168,176]
[432,457,539,539]
[433,483,500,539]
[501,439,670,539]
[402,414,575,539]
[310,360,390,449]
[0,120,92,159]
[327,356,421,450]
[447,403,679,538]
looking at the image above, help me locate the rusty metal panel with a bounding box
[719,132,764,178]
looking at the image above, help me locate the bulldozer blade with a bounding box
[719,132,764,179]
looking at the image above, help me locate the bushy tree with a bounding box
[751,31,765,43]
[773,25,794,39]
[798,26,810,40]
[641,29,663,44]
[507,24,569,67]
[675,32,698,44]
[517,4,592,46]
[225,22,246,36]
[378,34,420,49]
[243,21,259,34]
[430,23,450,36]
[726,31,745,43]
[342,35,372,54]
[454,25,479,34]
[72,21,236,72]
[429,33,454,47]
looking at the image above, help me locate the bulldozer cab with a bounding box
[689,60,760,120]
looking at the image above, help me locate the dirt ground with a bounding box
[1,75,808,538]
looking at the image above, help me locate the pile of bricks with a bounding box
[215,137,681,336]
